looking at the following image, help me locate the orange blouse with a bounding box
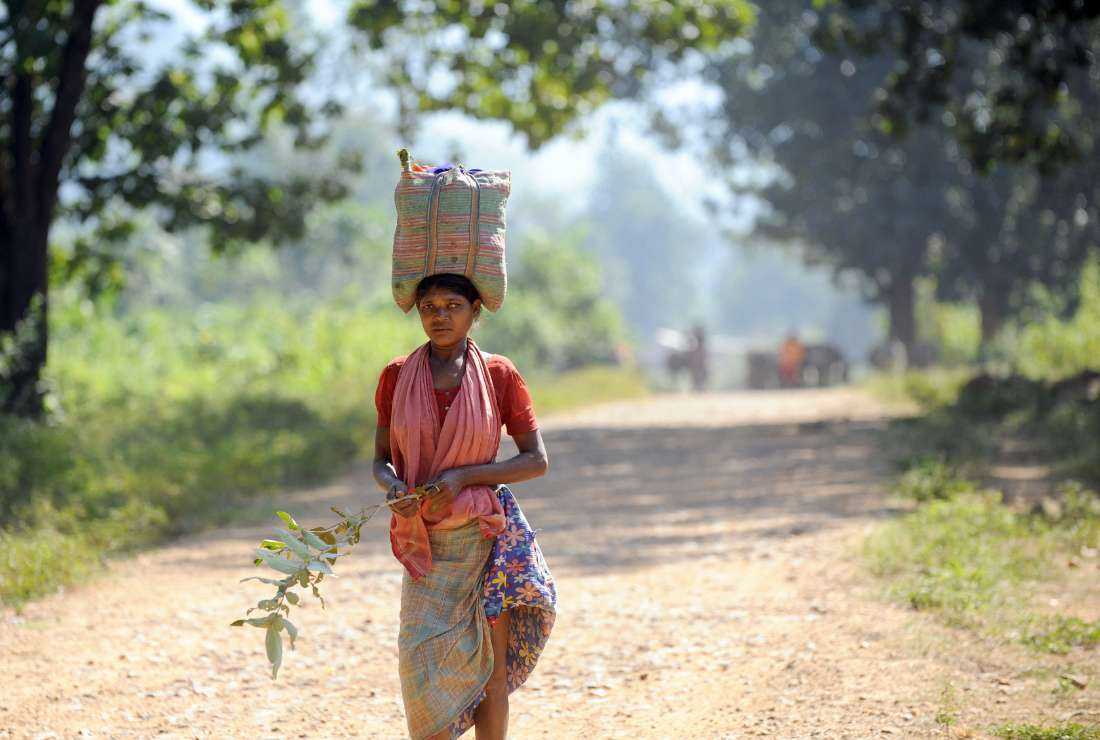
[375,353,539,436]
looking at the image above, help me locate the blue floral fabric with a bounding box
[448,485,557,737]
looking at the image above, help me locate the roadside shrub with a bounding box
[863,488,1051,626]
[954,373,1045,419]
[993,723,1100,740]
[894,457,975,502]
[1021,615,1100,654]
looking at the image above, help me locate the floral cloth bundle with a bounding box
[392,149,510,312]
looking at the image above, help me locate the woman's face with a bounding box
[416,286,481,346]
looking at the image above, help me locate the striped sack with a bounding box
[392,149,510,312]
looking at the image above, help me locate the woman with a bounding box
[372,272,557,740]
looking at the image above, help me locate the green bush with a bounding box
[1013,259,1100,381]
[954,373,1045,419]
[865,471,1099,640]
[864,488,1050,625]
[894,457,975,502]
[1,270,646,608]
[1021,615,1100,655]
[992,723,1100,740]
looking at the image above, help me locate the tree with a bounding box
[0,0,754,419]
[934,160,1098,350]
[812,0,1100,173]
[706,2,944,354]
[704,1,1098,358]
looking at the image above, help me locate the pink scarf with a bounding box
[388,337,507,579]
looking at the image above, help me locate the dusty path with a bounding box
[2,388,1095,738]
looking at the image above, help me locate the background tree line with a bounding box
[697,0,1100,363]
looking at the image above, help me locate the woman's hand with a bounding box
[423,468,467,517]
[385,481,419,518]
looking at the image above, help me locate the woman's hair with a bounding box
[414,273,482,305]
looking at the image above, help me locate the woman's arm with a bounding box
[373,426,417,517]
[459,429,548,486]
[427,429,549,505]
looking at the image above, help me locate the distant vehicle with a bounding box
[747,342,848,389]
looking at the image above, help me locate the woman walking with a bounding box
[373,271,557,739]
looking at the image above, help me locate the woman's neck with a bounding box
[428,336,468,363]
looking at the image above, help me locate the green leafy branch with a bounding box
[231,486,435,679]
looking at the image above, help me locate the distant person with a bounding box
[778,330,806,388]
[688,324,709,391]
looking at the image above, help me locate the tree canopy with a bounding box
[703,0,1099,357]
[0,0,754,417]
[812,0,1100,173]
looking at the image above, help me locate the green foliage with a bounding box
[883,410,997,473]
[992,724,1100,740]
[1,240,649,606]
[1021,616,1100,655]
[36,0,353,276]
[866,464,1100,641]
[349,0,755,146]
[1014,260,1100,381]
[527,365,649,417]
[894,458,975,503]
[914,278,982,366]
[477,233,628,370]
[864,488,1051,626]
[703,2,1098,354]
[233,493,430,679]
[864,367,972,411]
[812,2,1100,172]
[0,287,415,607]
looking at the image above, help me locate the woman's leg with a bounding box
[474,608,511,739]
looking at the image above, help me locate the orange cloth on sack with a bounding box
[387,338,507,580]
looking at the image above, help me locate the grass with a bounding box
[1021,615,1100,655]
[864,488,1051,629]
[864,466,1100,643]
[866,461,1100,646]
[528,364,650,416]
[861,366,973,411]
[992,724,1100,740]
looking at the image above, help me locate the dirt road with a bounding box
[2,388,1094,738]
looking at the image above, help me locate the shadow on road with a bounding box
[183,417,904,578]
[509,419,904,575]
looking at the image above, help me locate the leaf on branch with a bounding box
[239,576,287,585]
[283,618,298,649]
[302,527,334,553]
[282,534,312,560]
[254,549,302,575]
[305,559,333,575]
[276,511,299,530]
[266,624,283,679]
[260,539,286,551]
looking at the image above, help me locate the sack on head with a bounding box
[392,149,510,312]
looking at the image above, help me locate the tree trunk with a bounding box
[0,225,50,418]
[977,289,1005,360]
[886,276,916,365]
